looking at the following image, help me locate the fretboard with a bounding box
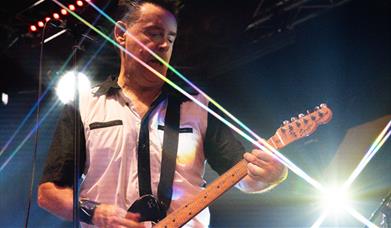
[155,137,283,228]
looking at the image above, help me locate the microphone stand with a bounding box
[71,23,86,228]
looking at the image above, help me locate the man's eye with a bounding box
[168,36,175,43]
[146,31,163,39]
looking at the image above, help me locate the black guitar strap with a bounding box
[157,96,180,212]
[137,94,180,213]
[137,94,166,197]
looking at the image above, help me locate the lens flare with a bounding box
[342,121,391,191]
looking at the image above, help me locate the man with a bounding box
[38,0,288,227]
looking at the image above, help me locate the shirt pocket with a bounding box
[157,125,193,133]
[85,120,124,174]
[89,120,123,130]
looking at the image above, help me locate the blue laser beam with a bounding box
[0,101,60,172]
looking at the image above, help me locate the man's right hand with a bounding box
[93,204,144,228]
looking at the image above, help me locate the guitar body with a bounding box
[128,194,166,224]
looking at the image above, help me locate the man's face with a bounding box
[118,3,177,87]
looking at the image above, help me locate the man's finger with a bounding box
[244,152,268,167]
[251,149,276,162]
[113,216,145,228]
[125,212,140,221]
[247,162,267,179]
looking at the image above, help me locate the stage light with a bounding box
[29,25,37,32]
[2,93,8,105]
[37,21,44,28]
[56,71,90,104]
[61,8,68,15]
[319,187,352,216]
[76,0,84,7]
[53,13,60,20]
[45,17,51,22]
[69,4,76,11]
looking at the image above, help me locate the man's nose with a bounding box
[158,39,170,53]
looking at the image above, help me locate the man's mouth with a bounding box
[149,59,164,66]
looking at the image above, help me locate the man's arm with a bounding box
[38,182,144,227]
[38,105,143,227]
[38,182,73,220]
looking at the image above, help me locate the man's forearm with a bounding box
[37,182,74,221]
[236,175,276,193]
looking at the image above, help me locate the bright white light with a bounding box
[320,187,352,216]
[56,71,90,104]
[2,93,8,105]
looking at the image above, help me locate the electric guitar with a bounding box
[129,104,333,227]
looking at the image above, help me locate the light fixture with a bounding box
[56,71,91,104]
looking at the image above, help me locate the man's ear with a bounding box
[114,21,127,46]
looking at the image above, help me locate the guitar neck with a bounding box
[155,104,332,227]
[155,137,283,228]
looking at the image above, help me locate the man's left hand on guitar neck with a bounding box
[238,148,288,193]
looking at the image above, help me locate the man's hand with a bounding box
[238,148,288,192]
[92,204,144,228]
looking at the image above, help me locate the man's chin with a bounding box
[143,71,166,86]
[148,66,168,77]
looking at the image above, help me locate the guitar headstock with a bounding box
[271,104,333,149]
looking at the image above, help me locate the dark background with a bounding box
[0,0,390,227]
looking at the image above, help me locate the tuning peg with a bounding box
[291,117,297,122]
[282,120,289,125]
[320,103,327,108]
[314,106,320,110]
[306,110,310,114]
[298,113,305,118]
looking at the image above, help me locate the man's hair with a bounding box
[116,0,183,25]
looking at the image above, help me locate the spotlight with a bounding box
[61,8,68,15]
[29,25,37,32]
[76,0,83,7]
[53,13,60,20]
[37,21,44,28]
[2,93,8,105]
[69,4,76,11]
[45,17,51,22]
[56,71,90,104]
[319,187,352,216]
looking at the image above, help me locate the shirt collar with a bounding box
[93,75,121,97]
[93,75,198,101]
